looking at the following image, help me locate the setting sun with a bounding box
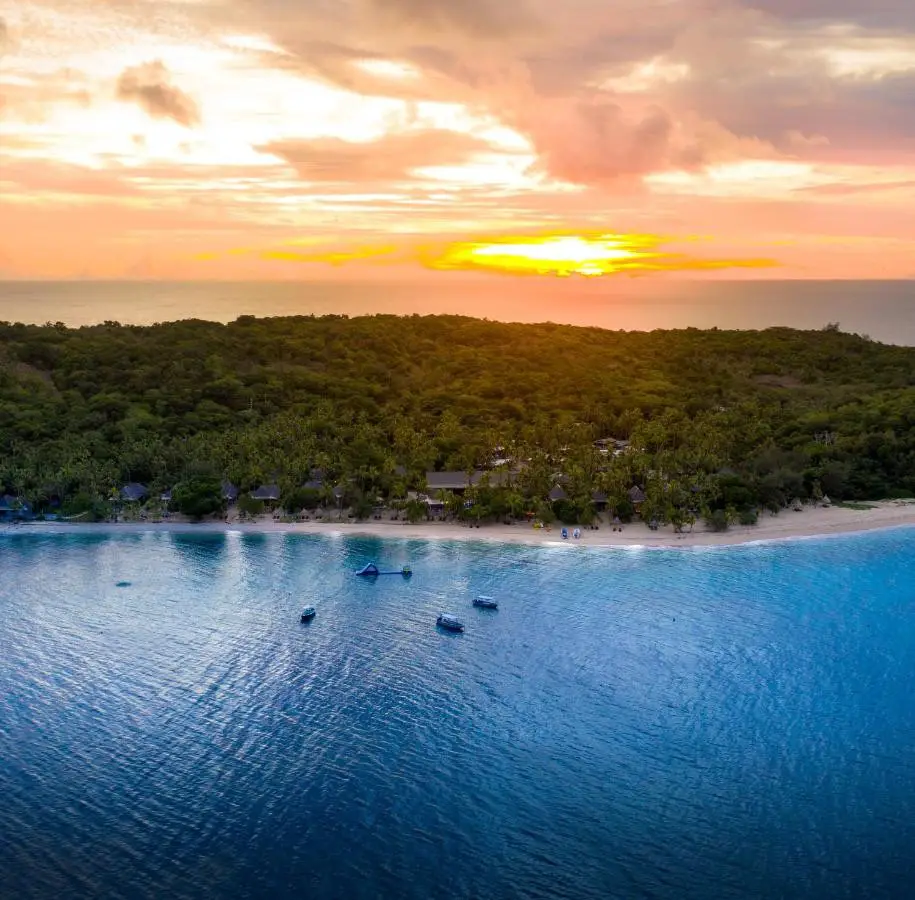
[422,232,777,277]
[428,234,655,277]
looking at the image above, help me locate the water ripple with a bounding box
[2,529,915,898]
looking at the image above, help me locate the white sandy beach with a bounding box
[11,500,915,548]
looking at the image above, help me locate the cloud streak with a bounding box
[261,129,496,182]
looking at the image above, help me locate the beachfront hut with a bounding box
[628,485,647,516]
[160,489,173,503]
[120,483,148,503]
[252,484,280,502]
[424,468,516,497]
[591,490,609,511]
[222,481,239,502]
[302,479,324,491]
[425,471,475,494]
[424,496,445,515]
[549,484,568,502]
[0,495,33,521]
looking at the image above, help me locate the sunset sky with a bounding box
[1,0,914,281]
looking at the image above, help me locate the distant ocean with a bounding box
[1,279,913,344]
[2,529,915,899]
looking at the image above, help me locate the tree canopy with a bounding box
[1,314,913,523]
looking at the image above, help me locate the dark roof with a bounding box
[426,471,477,491]
[628,485,647,503]
[302,480,323,491]
[548,484,568,502]
[332,485,345,499]
[252,484,280,501]
[592,490,608,503]
[121,483,148,502]
[222,481,239,501]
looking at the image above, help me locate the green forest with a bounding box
[1,314,913,527]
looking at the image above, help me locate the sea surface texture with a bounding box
[2,529,915,899]
[2,279,914,345]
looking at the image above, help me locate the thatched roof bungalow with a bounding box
[0,494,33,520]
[120,483,148,503]
[252,484,280,502]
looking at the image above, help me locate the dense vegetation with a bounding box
[1,314,913,526]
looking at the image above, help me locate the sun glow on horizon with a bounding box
[422,233,778,277]
[196,230,780,276]
[427,234,655,276]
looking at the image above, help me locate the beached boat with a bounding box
[436,613,464,632]
[300,606,316,622]
[472,596,498,609]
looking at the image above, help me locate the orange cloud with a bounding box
[261,245,400,265]
[260,129,492,183]
[2,0,914,282]
[116,60,200,127]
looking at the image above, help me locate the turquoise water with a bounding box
[1,528,915,899]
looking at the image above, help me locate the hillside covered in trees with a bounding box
[1,314,913,525]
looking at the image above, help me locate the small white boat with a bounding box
[472,596,498,609]
[436,613,464,632]
[300,606,316,622]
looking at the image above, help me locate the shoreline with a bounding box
[7,500,915,549]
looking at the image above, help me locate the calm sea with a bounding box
[2,529,915,899]
[1,279,913,344]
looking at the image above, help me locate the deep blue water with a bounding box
[2,528,915,899]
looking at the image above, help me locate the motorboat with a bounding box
[472,595,498,609]
[436,613,464,632]
[355,562,412,577]
[300,606,316,622]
